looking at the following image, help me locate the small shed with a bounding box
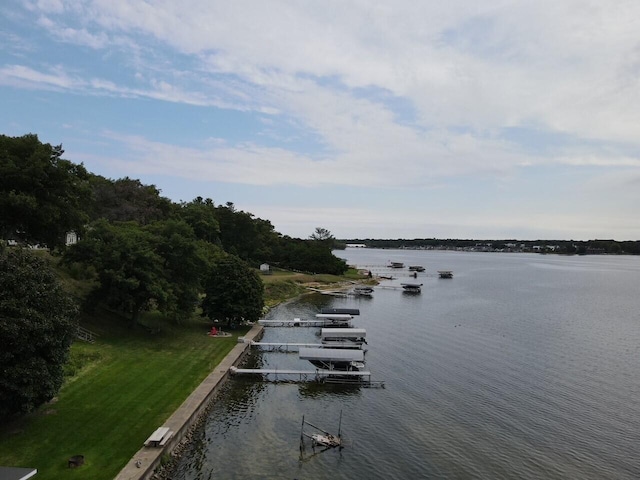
[65,231,79,246]
[259,263,271,274]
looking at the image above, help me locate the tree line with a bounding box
[341,238,640,255]
[0,132,347,420]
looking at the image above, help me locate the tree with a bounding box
[309,227,334,242]
[64,219,170,327]
[87,175,173,224]
[146,219,212,322]
[177,197,221,244]
[65,218,216,326]
[0,133,91,249]
[201,255,264,327]
[0,249,78,419]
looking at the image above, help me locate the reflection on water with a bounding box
[172,251,640,480]
[297,382,364,399]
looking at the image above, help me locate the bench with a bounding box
[159,431,173,446]
[144,427,173,447]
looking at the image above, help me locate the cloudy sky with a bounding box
[2,1,640,240]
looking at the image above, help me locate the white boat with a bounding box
[388,261,404,268]
[314,313,354,327]
[321,328,366,348]
[401,282,423,293]
[299,347,365,371]
[352,285,374,296]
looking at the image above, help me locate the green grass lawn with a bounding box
[0,311,247,480]
[0,262,362,479]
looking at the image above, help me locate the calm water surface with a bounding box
[172,250,640,479]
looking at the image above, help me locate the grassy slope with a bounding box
[0,310,244,480]
[0,258,364,479]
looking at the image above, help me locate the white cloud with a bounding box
[5,1,640,240]
[0,64,83,90]
[15,1,640,146]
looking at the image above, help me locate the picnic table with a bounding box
[144,427,173,447]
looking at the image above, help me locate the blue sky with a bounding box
[1,1,639,240]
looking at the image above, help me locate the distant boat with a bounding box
[352,285,374,296]
[408,265,425,272]
[401,283,423,293]
[388,261,404,268]
[438,270,453,279]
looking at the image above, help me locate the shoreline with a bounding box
[115,279,370,479]
[114,323,264,480]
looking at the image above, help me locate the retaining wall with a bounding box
[114,324,264,480]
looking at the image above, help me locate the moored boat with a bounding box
[299,347,366,371]
[352,285,374,296]
[401,282,423,293]
[321,328,366,348]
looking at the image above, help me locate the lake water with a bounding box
[171,249,640,479]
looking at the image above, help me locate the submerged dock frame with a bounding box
[229,366,384,388]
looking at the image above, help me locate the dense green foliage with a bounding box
[0,133,346,272]
[201,255,264,326]
[0,312,244,480]
[0,134,91,249]
[1,132,347,331]
[87,175,174,224]
[0,249,78,420]
[64,219,218,326]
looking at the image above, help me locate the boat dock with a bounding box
[258,319,353,327]
[258,314,354,328]
[229,366,384,388]
[250,341,323,352]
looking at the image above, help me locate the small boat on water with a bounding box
[401,283,423,293]
[438,270,453,279]
[299,347,366,371]
[352,285,374,296]
[388,261,405,268]
[321,328,366,349]
[408,265,425,272]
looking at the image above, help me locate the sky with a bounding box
[1,1,640,241]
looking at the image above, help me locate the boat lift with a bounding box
[229,366,384,388]
[300,411,343,450]
[258,313,354,328]
[249,341,324,352]
[247,328,367,352]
